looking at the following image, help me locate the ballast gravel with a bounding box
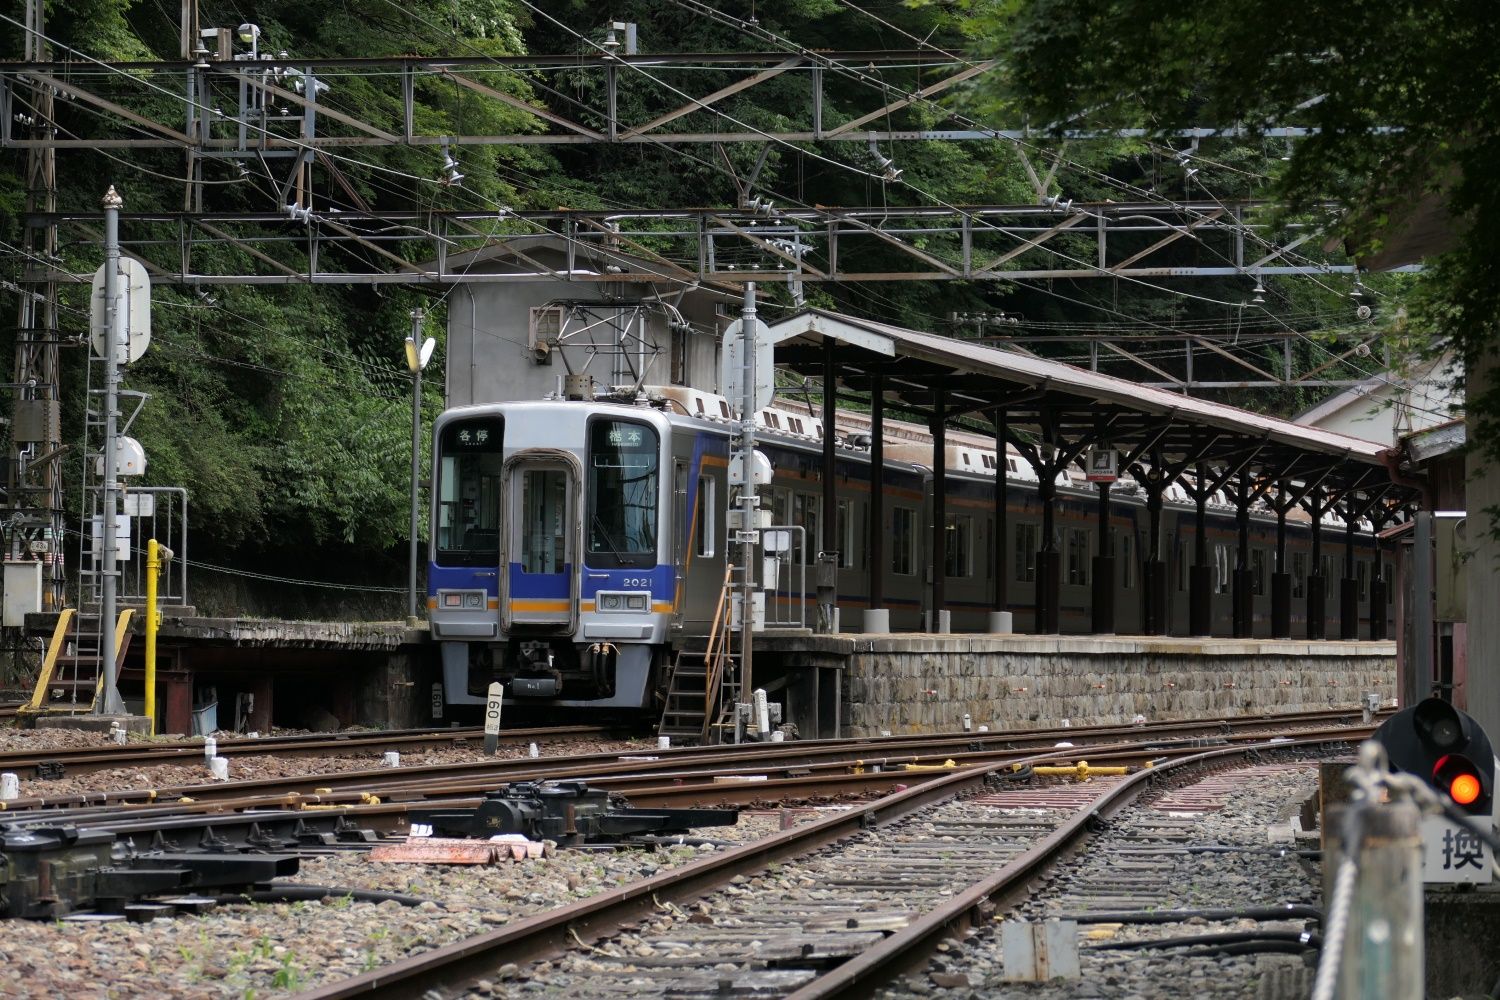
[0,812,799,999]
[878,763,1325,1000]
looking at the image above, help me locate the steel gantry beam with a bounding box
[21,202,1374,287]
[0,52,1362,150]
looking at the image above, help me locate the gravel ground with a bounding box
[878,763,1324,999]
[0,809,813,999]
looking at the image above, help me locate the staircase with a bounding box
[22,608,135,715]
[658,563,738,744]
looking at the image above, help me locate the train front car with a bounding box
[428,401,675,713]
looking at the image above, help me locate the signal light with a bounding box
[1374,697,1495,816]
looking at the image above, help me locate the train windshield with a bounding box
[435,417,503,567]
[587,419,659,568]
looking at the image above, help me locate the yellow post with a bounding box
[144,539,172,735]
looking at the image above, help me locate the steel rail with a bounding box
[0,709,1376,813]
[0,724,609,778]
[289,733,1360,999]
[782,738,1346,999]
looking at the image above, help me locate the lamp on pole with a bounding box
[404,308,435,627]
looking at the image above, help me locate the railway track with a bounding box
[0,709,1375,818]
[290,731,1360,1000]
[0,723,611,779]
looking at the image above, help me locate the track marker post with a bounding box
[483,682,504,755]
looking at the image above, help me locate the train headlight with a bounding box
[439,590,487,610]
[597,592,651,613]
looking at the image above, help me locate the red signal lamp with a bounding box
[1434,754,1485,807]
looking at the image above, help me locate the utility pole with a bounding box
[10,0,66,610]
[97,186,126,716]
[737,283,758,720]
[405,308,429,626]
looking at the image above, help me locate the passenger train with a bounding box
[427,385,1393,711]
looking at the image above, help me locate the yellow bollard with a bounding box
[144,539,174,736]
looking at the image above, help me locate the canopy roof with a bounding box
[768,308,1405,506]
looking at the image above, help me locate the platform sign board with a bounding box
[1084,447,1118,484]
[719,317,775,412]
[1421,813,1494,884]
[483,682,504,755]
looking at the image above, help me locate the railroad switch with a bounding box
[409,780,738,846]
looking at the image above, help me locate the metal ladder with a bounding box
[20,608,134,715]
[657,563,738,744]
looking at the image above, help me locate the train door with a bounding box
[501,453,581,632]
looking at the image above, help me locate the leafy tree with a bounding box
[964,0,1489,432]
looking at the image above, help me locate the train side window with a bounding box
[1120,533,1135,589]
[1320,554,1333,581]
[1251,549,1267,596]
[1357,559,1368,601]
[1065,528,1091,586]
[944,514,973,578]
[793,493,821,563]
[1384,561,1394,603]
[1172,533,1185,591]
[1214,543,1231,594]
[696,476,715,558]
[1014,522,1038,583]
[838,499,858,568]
[1292,552,1307,598]
[892,507,917,575]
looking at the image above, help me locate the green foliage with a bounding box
[969,0,1491,414]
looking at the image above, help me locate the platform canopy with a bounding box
[766,307,1413,641]
[767,308,1402,494]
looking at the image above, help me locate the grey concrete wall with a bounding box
[768,636,1395,736]
[446,281,723,406]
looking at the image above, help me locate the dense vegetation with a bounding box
[0,0,1424,593]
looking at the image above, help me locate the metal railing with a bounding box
[85,486,189,608]
[759,524,807,629]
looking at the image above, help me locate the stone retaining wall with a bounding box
[762,635,1396,736]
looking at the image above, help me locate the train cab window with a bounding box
[892,507,917,575]
[1014,523,1038,583]
[435,417,504,567]
[695,476,716,558]
[944,515,973,578]
[1292,552,1307,598]
[586,420,660,569]
[1252,549,1268,596]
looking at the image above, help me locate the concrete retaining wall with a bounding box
[762,635,1396,737]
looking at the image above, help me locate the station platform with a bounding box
[18,613,1395,738]
[749,632,1396,738]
